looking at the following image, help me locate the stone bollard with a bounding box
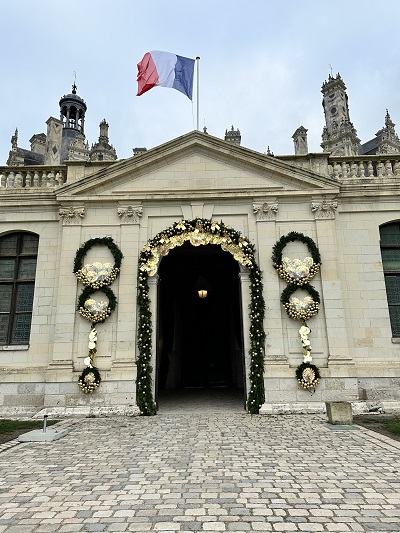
[325,401,353,425]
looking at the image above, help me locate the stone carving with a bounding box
[59,206,85,225]
[253,202,278,221]
[117,205,143,223]
[311,200,338,219]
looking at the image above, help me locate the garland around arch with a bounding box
[137,218,266,416]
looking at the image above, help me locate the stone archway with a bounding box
[136,218,265,416]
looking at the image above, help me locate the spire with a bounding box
[90,119,117,161]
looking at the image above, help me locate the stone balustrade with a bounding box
[328,155,400,180]
[0,166,66,191]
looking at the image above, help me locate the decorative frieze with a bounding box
[311,200,338,219]
[117,205,143,223]
[59,206,85,225]
[253,202,278,221]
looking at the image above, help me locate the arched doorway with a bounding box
[136,218,265,416]
[156,242,245,404]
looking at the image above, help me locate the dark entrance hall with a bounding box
[156,242,245,403]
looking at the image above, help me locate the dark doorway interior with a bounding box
[157,242,244,403]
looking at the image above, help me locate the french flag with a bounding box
[137,51,195,100]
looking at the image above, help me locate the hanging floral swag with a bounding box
[137,218,266,416]
[73,236,123,288]
[74,237,123,394]
[272,231,321,285]
[273,232,322,392]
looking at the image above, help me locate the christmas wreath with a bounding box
[73,237,123,288]
[280,283,320,321]
[77,286,117,323]
[78,366,102,393]
[272,231,321,285]
[296,362,320,391]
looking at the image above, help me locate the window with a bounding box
[380,222,400,337]
[0,232,38,345]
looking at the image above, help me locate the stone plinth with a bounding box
[326,401,353,425]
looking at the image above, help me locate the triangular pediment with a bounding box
[57,131,339,201]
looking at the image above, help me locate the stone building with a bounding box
[1,74,400,417]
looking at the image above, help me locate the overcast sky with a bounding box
[1,0,400,165]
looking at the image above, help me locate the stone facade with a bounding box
[1,78,400,417]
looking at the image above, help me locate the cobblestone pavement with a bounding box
[1,393,400,532]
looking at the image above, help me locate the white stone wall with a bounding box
[1,139,400,415]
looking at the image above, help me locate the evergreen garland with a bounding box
[137,218,266,415]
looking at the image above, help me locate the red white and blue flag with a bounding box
[137,51,195,100]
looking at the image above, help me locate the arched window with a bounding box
[0,232,38,345]
[380,222,400,337]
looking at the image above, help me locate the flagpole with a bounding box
[196,56,200,131]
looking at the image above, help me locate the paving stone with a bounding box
[0,408,400,533]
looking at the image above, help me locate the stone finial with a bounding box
[11,128,18,150]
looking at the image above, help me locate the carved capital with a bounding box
[59,206,85,225]
[253,202,278,221]
[311,200,338,219]
[117,205,143,224]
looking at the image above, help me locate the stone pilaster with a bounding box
[312,204,357,399]
[239,269,251,398]
[110,207,142,380]
[47,212,85,380]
